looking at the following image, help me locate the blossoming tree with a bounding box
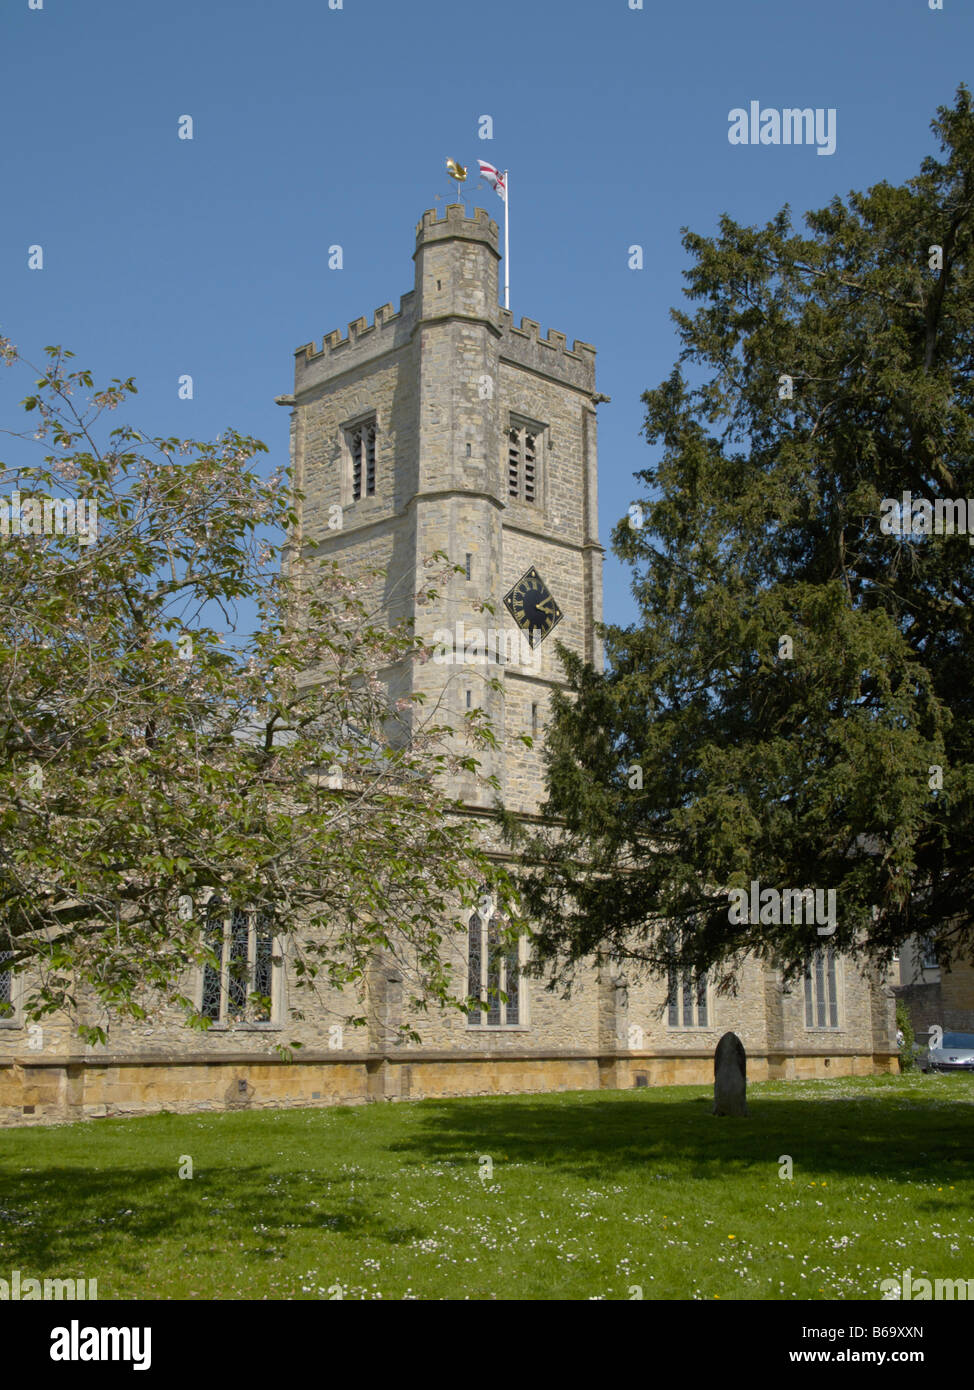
[0,343,516,1046]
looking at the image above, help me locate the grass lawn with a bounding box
[1,1073,972,1300]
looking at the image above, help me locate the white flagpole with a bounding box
[503,169,510,310]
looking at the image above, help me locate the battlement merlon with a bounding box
[500,309,597,395]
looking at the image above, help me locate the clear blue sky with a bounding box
[2,0,970,628]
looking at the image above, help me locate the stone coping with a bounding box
[1,1047,896,1068]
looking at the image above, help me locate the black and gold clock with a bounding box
[503,566,564,648]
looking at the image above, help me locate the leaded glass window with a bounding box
[666,967,709,1028]
[695,974,708,1027]
[253,913,274,1022]
[0,950,13,1018]
[467,905,522,1027]
[201,910,225,1022]
[503,937,519,1026]
[804,949,839,1029]
[486,915,501,1026]
[467,912,483,1026]
[201,906,278,1025]
[228,909,249,1021]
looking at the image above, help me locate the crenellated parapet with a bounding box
[414,203,500,255]
[499,309,597,395]
[294,292,417,391]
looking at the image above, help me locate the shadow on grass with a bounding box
[0,1163,424,1272]
[386,1089,974,1191]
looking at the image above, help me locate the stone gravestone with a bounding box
[713,1031,748,1116]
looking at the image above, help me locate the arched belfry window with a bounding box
[344,416,377,502]
[467,896,521,1028]
[507,417,543,505]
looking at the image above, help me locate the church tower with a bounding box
[285,204,605,814]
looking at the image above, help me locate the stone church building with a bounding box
[0,204,897,1124]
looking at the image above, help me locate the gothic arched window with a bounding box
[804,948,839,1029]
[666,967,709,1029]
[201,903,277,1026]
[664,927,709,1029]
[344,416,377,502]
[507,418,543,505]
[467,903,521,1028]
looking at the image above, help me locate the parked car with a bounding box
[921,1031,974,1073]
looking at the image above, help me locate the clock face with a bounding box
[503,566,564,647]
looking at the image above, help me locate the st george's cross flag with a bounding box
[478,160,507,201]
[475,160,510,308]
